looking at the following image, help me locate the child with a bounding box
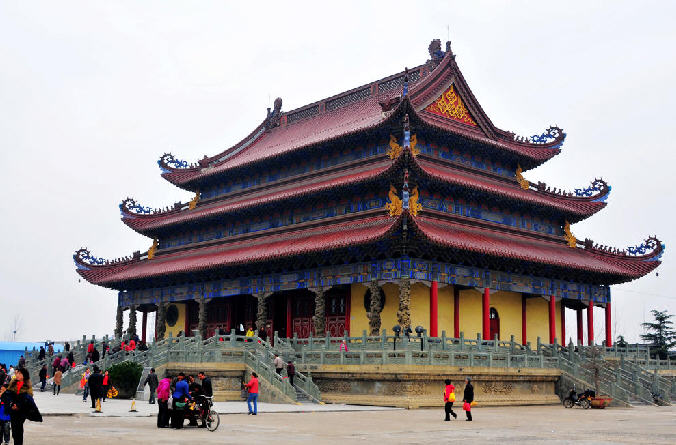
[443,379,457,421]
[0,384,10,445]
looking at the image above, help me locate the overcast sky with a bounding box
[1,1,674,344]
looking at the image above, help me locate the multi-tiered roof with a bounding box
[75,39,663,291]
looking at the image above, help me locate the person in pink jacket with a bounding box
[156,377,171,428]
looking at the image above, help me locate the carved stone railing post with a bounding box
[156,303,167,340]
[397,276,411,329]
[255,293,271,331]
[311,287,326,337]
[127,305,137,337]
[198,298,210,339]
[115,306,124,339]
[367,281,383,336]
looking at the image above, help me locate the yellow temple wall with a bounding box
[438,285,454,335]
[490,290,522,342]
[349,283,369,335]
[409,282,430,331]
[348,283,563,344]
[164,302,187,338]
[458,288,483,339]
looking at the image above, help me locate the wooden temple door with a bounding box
[325,287,347,337]
[489,307,500,340]
[292,293,314,338]
[206,299,230,338]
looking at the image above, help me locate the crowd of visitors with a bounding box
[0,364,42,445]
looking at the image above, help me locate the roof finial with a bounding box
[265,97,283,130]
[403,67,409,97]
[427,39,445,69]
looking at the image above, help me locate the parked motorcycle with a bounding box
[563,388,594,409]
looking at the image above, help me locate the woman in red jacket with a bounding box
[244,372,259,415]
[443,379,457,421]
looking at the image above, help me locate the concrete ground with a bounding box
[32,391,397,416]
[21,396,676,445]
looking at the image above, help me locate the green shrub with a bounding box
[107,361,143,399]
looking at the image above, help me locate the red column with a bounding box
[560,303,566,346]
[548,296,556,344]
[286,295,292,339]
[141,310,148,343]
[453,287,460,338]
[587,303,594,345]
[576,308,584,345]
[482,288,490,340]
[521,295,527,345]
[430,281,438,337]
[344,291,351,336]
[605,303,612,347]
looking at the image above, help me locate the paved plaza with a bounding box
[21,394,676,444]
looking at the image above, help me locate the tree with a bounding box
[616,335,628,349]
[641,310,676,360]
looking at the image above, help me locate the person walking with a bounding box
[91,347,100,364]
[462,377,474,422]
[51,356,60,376]
[171,373,191,429]
[53,369,62,396]
[102,371,109,402]
[38,366,47,392]
[244,372,259,415]
[339,339,349,352]
[286,361,295,387]
[443,379,457,421]
[17,357,25,370]
[156,376,171,428]
[81,369,91,402]
[88,367,104,411]
[38,347,45,361]
[144,369,159,404]
[2,368,42,445]
[0,384,11,445]
[273,355,284,375]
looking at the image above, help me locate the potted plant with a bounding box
[107,361,143,399]
[581,346,613,408]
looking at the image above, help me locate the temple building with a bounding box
[75,39,663,347]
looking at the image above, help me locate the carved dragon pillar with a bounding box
[312,287,326,337]
[155,303,167,341]
[115,306,124,339]
[255,293,271,331]
[127,304,137,338]
[198,298,210,339]
[397,276,411,330]
[367,281,383,335]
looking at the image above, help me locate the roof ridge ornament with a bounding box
[515,165,530,190]
[120,198,153,217]
[265,97,283,130]
[147,239,158,260]
[563,221,577,248]
[513,126,566,148]
[188,190,200,210]
[158,153,190,173]
[385,184,403,217]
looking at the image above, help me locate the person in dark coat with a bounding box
[462,377,474,421]
[287,361,296,387]
[38,347,46,361]
[38,365,48,392]
[144,368,159,404]
[2,368,42,445]
[88,367,104,410]
[197,372,212,397]
[91,347,100,363]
